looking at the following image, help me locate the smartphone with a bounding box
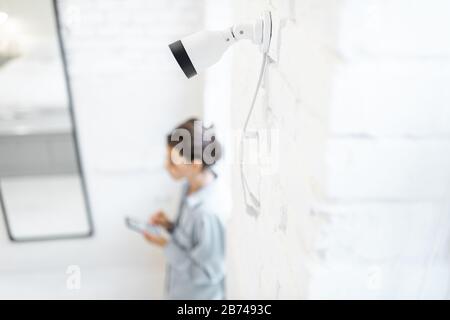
[125,217,161,236]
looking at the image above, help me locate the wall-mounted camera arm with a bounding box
[229,20,263,44]
[169,11,271,79]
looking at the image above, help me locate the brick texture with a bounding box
[227,0,450,299]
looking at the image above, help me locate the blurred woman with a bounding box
[144,118,226,299]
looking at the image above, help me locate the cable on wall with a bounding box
[239,52,268,217]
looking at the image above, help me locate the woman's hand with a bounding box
[143,231,168,247]
[149,210,173,231]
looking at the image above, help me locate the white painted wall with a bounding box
[2,0,449,300]
[0,0,204,299]
[227,0,450,299]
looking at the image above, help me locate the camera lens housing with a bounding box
[168,40,197,79]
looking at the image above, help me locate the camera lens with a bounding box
[169,40,197,79]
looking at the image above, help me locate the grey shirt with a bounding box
[164,180,227,299]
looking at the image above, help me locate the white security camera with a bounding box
[169,11,272,78]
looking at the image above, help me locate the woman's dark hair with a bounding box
[167,118,222,169]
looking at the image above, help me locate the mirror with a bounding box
[0,0,93,241]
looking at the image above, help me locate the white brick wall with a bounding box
[227,0,450,299]
[0,0,205,299]
[57,0,205,172]
[330,62,450,137]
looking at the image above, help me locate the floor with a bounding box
[0,265,165,299]
[0,169,176,299]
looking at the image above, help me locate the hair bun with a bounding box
[167,118,222,169]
